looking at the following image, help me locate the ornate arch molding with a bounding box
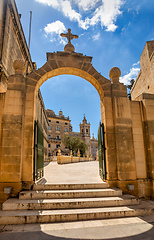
[26,51,111,100]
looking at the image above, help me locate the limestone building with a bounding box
[46,110,98,158]
[46,109,71,157]
[0,0,34,92]
[131,41,154,100]
[0,0,49,181]
[1,0,154,202]
[91,135,98,160]
[36,91,49,161]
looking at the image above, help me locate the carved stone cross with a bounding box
[60,28,78,43]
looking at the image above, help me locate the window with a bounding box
[56,136,59,140]
[86,129,88,133]
[56,144,60,148]
[48,135,51,139]
[48,152,51,156]
[82,129,84,133]
[48,144,51,147]
[49,126,51,130]
[65,128,68,132]
[65,123,68,125]
[56,121,59,124]
[56,126,59,131]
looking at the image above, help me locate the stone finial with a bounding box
[77,149,80,157]
[64,43,75,53]
[13,59,26,75]
[57,149,61,156]
[60,28,78,53]
[70,150,73,157]
[109,67,121,83]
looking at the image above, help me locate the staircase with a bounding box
[0,182,154,225]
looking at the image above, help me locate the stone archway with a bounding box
[25,51,119,186]
[0,49,142,201]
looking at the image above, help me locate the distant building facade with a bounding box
[46,109,71,157]
[36,91,49,160]
[46,109,98,159]
[91,135,98,159]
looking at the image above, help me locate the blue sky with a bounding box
[15,0,154,137]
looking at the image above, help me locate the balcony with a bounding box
[49,138,62,143]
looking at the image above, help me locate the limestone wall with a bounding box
[131,41,154,100]
[0,0,34,78]
[0,0,5,58]
[130,101,146,179]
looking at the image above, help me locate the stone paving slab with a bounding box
[1,216,154,239]
[42,161,102,184]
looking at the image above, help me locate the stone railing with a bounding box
[57,149,94,164]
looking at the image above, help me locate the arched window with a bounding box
[86,129,88,133]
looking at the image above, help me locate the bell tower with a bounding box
[80,116,91,155]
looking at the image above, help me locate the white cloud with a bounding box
[93,32,100,41]
[35,0,124,32]
[44,20,67,44]
[61,1,81,22]
[120,63,140,85]
[132,61,140,67]
[89,0,123,31]
[35,0,60,8]
[74,0,100,11]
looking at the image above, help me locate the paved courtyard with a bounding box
[1,161,154,239]
[42,160,102,184]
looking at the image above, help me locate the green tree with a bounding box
[62,135,88,156]
[62,135,71,149]
[127,79,135,100]
[79,140,88,156]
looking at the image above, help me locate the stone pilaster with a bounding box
[0,60,26,200]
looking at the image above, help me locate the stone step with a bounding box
[0,201,154,225]
[19,188,122,200]
[2,195,139,211]
[33,182,109,191]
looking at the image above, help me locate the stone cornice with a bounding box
[0,0,7,61]
[8,0,34,71]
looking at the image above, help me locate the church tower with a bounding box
[80,116,91,156]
